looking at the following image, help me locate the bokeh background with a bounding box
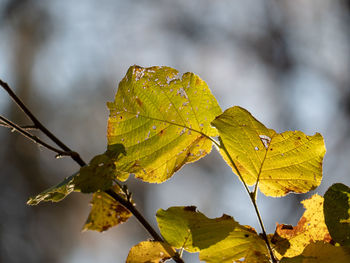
[0,0,349,262]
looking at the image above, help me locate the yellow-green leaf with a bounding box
[157,206,238,252]
[156,206,268,262]
[27,174,76,205]
[83,185,132,232]
[271,194,331,259]
[126,241,175,263]
[73,144,126,193]
[324,183,350,246]
[280,242,350,263]
[27,144,126,204]
[211,106,326,197]
[242,250,271,263]
[73,154,115,193]
[199,225,269,263]
[107,65,222,183]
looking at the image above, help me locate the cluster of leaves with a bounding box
[28,66,350,262]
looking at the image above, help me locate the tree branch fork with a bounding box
[0,79,184,263]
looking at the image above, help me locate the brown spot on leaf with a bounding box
[281,225,294,230]
[276,217,307,238]
[132,160,140,168]
[184,206,197,212]
[244,225,258,234]
[235,162,249,177]
[136,97,142,107]
[219,214,233,221]
[102,225,111,232]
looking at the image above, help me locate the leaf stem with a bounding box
[219,140,251,194]
[218,140,277,263]
[1,79,184,263]
[249,195,277,263]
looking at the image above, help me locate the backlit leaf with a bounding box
[83,185,132,232]
[242,250,270,263]
[74,144,127,193]
[156,206,268,262]
[280,242,350,263]
[73,154,115,193]
[107,65,222,183]
[211,106,326,197]
[126,241,175,263]
[324,183,350,246]
[27,144,126,204]
[271,194,331,259]
[27,174,76,205]
[199,225,269,263]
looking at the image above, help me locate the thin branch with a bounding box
[1,79,184,263]
[0,115,73,157]
[105,189,163,240]
[106,190,184,263]
[250,195,276,263]
[219,141,251,194]
[0,121,37,130]
[252,144,269,200]
[0,79,86,166]
[218,140,277,263]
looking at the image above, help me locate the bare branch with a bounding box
[1,115,66,154]
[0,121,38,130]
[0,79,86,166]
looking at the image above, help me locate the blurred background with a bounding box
[0,0,349,262]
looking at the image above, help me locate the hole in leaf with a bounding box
[259,135,271,149]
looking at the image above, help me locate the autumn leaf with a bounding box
[280,242,350,263]
[324,183,350,246]
[126,241,175,263]
[156,206,268,262]
[199,225,269,263]
[242,250,270,263]
[83,185,132,232]
[27,144,126,204]
[73,154,115,193]
[271,194,331,259]
[211,106,326,197]
[107,65,222,183]
[27,174,76,205]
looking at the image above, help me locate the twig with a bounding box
[219,141,277,263]
[0,121,37,130]
[0,115,72,157]
[105,190,184,263]
[250,195,276,263]
[1,79,184,263]
[0,79,86,166]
